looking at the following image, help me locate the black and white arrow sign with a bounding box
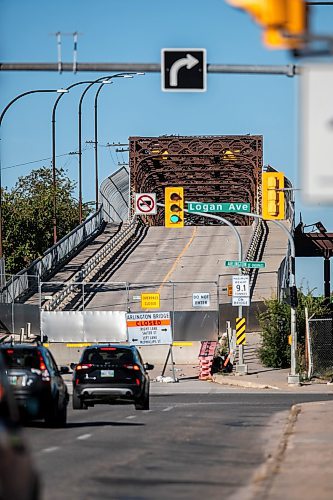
[161,48,207,92]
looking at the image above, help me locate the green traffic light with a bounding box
[170,214,181,223]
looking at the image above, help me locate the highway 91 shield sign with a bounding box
[126,312,172,346]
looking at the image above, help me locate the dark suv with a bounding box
[72,344,154,411]
[0,352,40,499]
[0,344,69,427]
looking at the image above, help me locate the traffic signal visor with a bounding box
[227,0,306,49]
[165,187,184,228]
[262,172,285,220]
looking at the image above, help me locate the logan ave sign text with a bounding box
[187,202,250,213]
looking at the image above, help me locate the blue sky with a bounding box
[1,0,333,294]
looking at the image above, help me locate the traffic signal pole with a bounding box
[238,211,300,385]
[158,202,248,374]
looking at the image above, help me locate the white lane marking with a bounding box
[41,446,60,453]
[162,406,174,412]
[76,433,92,440]
[126,415,136,419]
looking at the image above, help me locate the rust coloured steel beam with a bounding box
[129,135,263,226]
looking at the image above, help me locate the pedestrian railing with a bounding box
[0,207,104,303]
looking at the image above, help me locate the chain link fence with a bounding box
[308,317,333,379]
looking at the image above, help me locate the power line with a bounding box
[1,146,95,171]
[2,151,78,170]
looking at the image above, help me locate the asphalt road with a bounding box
[24,382,333,500]
[84,226,252,312]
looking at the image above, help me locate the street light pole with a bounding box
[51,80,99,245]
[78,73,138,224]
[0,88,68,261]
[78,72,143,222]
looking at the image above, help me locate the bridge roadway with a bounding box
[26,222,289,311]
[84,225,253,312]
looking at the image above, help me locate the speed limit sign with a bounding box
[232,275,250,297]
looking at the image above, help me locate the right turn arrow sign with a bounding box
[161,48,207,92]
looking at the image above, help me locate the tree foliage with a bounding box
[257,288,330,369]
[2,167,90,274]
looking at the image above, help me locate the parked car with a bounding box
[0,343,69,427]
[0,351,40,500]
[71,344,154,411]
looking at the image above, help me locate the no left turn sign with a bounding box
[135,193,157,215]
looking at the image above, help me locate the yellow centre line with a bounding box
[158,227,197,293]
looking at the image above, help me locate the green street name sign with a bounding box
[225,260,266,269]
[187,202,250,213]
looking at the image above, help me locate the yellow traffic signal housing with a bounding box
[165,187,184,228]
[262,171,285,220]
[227,0,307,49]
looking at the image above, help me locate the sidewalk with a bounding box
[211,357,333,500]
[212,366,333,392]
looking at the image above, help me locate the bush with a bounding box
[257,299,291,368]
[257,288,329,369]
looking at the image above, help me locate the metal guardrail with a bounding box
[244,218,267,294]
[44,217,140,310]
[99,165,129,223]
[0,207,104,303]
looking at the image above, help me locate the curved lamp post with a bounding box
[78,72,144,222]
[0,88,68,261]
[51,80,102,244]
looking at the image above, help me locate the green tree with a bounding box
[2,167,91,274]
[257,288,329,370]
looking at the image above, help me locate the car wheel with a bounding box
[45,400,67,427]
[135,390,149,410]
[72,390,87,410]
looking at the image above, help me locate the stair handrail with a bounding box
[0,207,104,303]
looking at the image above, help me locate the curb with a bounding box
[212,374,280,390]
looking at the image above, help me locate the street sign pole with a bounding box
[237,211,300,385]
[157,201,248,374]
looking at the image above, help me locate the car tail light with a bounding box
[100,347,116,351]
[76,363,93,371]
[38,352,50,381]
[123,364,140,371]
[136,378,140,386]
[6,349,14,354]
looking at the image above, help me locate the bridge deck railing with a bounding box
[0,207,104,303]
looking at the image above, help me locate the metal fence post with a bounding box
[11,275,15,334]
[170,281,177,382]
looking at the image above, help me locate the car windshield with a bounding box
[82,347,134,366]
[1,349,40,370]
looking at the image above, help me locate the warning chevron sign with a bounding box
[236,317,246,345]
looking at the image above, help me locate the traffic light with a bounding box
[262,171,285,220]
[289,285,298,308]
[226,0,307,49]
[165,187,184,228]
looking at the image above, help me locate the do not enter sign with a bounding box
[135,193,157,215]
